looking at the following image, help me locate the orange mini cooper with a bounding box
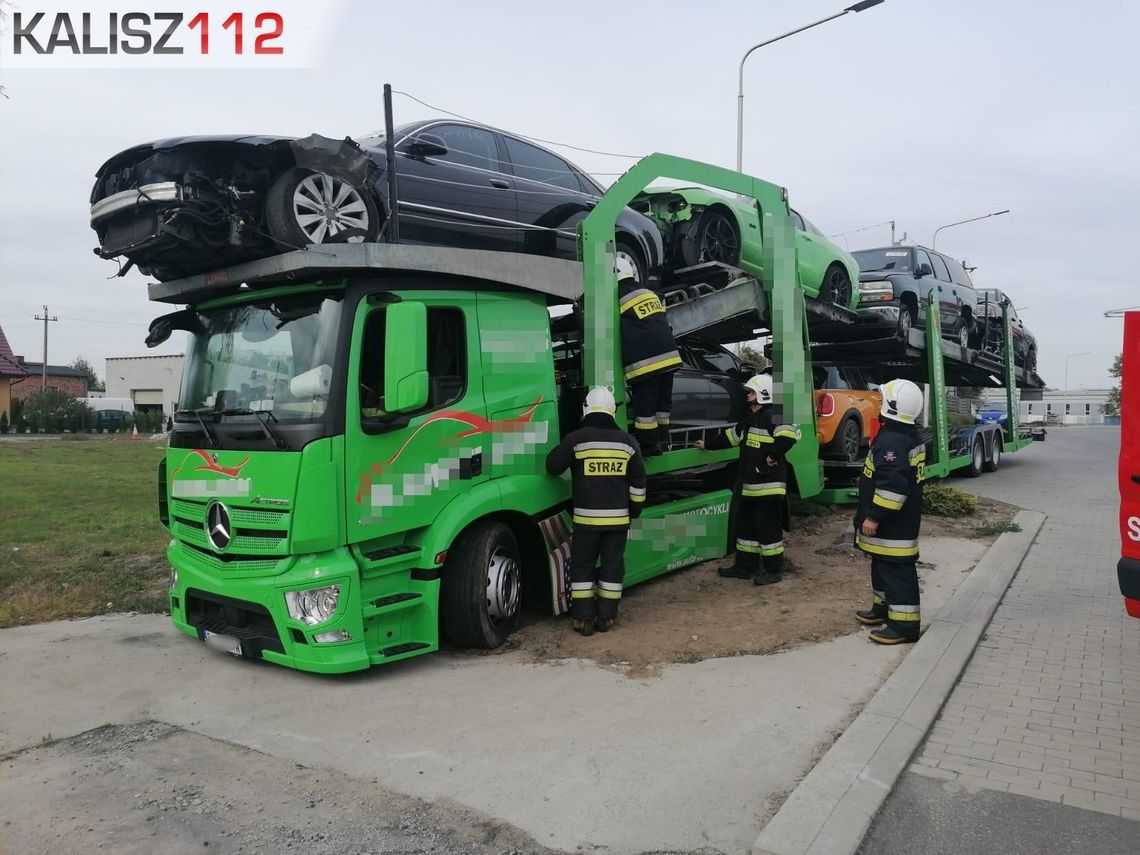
[813,365,882,462]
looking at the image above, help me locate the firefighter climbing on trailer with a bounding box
[854,378,927,645]
[696,374,801,586]
[545,387,648,636]
[616,256,681,455]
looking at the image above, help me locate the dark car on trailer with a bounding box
[975,287,1038,371]
[89,120,664,284]
[852,244,979,348]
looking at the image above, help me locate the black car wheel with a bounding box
[822,265,852,308]
[441,521,522,649]
[686,208,740,267]
[897,302,916,340]
[835,416,862,463]
[615,239,647,285]
[957,320,971,350]
[1025,347,1037,373]
[266,167,381,250]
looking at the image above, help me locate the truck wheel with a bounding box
[983,434,1002,472]
[441,521,522,649]
[966,437,984,478]
[266,167,380,250]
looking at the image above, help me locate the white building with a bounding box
[104,355,185,416]
[981,388,1113,425]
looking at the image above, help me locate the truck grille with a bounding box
[171,498,291,571]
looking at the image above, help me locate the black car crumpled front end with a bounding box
[89,134,376,281]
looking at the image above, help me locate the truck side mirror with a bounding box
[384,302,429,413]
[915,263,933,278]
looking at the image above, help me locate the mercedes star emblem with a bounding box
[205,501,232,552]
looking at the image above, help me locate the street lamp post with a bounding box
[931,210,1010,249]
[1064,352,1090,392]
[736,0,885,172]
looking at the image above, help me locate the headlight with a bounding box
[169,565,178,590]
[285,585,342,626]
[859,280,894,302]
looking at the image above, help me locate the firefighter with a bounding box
[854,378,927,645]
[615,256,681,455]
[546,386,648,635]
[696,374,801,586]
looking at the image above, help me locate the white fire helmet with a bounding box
[879,379,924,424]
[614,255,638,283]
[743,374,773,404]
[582,386,617,417]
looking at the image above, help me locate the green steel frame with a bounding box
[577,154,823,497]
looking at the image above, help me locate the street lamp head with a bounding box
[846,0,885,11]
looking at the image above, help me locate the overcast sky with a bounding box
[1,0,1137,389]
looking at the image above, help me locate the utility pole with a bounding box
[33,305,58,391]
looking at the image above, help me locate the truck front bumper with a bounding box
[168,542,372,674]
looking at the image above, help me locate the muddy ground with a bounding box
[476,497,1019,675]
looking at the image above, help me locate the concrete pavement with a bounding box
[860,426,1140,854]
[1,537,986,854]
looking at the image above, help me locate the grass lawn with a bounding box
[0,436,171,627]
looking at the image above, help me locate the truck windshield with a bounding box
[853,248,913,273]
[177,295,343,423]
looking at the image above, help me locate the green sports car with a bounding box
[630,186,859,310]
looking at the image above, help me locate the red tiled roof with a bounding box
[0,324,27,378]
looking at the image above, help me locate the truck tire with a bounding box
[440,521,522,649]
[966,436,984,478]
[983,433,1002,472]
[266,166,381,250]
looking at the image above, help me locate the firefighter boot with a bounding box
[754,555,783,586]
[869,625,918,645]
[571,618,595,637]
[855,607,887,626]
[594,617,615,633]
[718,561,755,579]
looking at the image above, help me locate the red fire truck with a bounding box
[1119,310,1139,618]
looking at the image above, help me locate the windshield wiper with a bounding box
[219,408,288,450]
[175,408,220,448]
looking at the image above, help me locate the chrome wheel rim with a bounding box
[486,547,520,625]
[292,172,370,243]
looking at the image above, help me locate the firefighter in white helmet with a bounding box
[854,378,927,644]
[696,373,801,585]
[614,255,681,456]
[546,387,648,635]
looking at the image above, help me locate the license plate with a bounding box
[202,630,243,657]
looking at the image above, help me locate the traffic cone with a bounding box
[131,424,140,441]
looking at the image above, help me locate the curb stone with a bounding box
[752,509,1047,855]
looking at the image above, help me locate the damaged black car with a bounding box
[89,121,664,283]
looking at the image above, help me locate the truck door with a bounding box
[1119,311,1140,618]
[346,296,488,542]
